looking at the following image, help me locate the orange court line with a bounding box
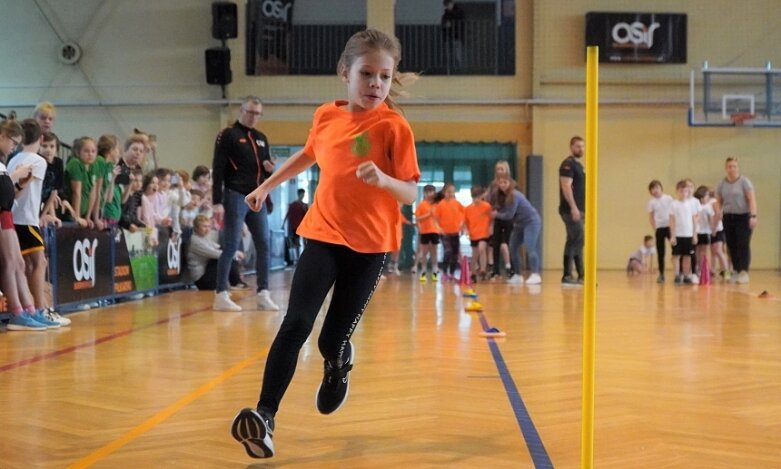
[67,349,268,469]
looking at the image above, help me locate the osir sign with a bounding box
[611,21,660,49]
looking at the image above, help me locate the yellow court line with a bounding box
[68,350,268,469]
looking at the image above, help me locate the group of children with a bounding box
[639,178,731,284]
[0,103,222,331]
[410,161,542,286]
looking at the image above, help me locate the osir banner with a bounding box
[585,12,687,64]
[54,226,113,304]
[158,228,184,286]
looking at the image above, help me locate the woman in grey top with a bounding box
[715,157,757,284]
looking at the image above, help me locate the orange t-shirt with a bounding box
[297,101,420,253]
[414,199,438,234]
[464,200,492,240]
[434,198,465,234]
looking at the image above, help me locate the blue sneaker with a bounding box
[31,310,61,329]
[7,314,47,331]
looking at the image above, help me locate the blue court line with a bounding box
[478,313,554,469]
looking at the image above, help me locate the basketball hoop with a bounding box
[730,112,756,126]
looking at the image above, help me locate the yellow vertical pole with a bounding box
[581,46,599,469]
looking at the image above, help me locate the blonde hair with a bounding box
[494,160,511,178]
[124,134,147,151]
[336,29,417,112]
[194,214,210,227]
[33,101,56,118]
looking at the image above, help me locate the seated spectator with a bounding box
[62,136,99,228]
[119,168,145,232]
[188,214,247,291]
[38,131,64,227]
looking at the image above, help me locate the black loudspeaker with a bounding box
[205,47,232,85]
[212,2,238,40]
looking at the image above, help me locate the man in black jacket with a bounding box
[212,96,279,312]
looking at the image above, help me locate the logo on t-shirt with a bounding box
[351,132,371,158]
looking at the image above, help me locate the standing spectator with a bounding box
[8,119,69,326]
[119,168,145,233]
[433,182,465,281]
[441,0,465,74]
[38,132,64,227]
[191,165,213,216]
[95,134,123,229]
[169,170,192,237]
[669,180,698,285]
[715,157,757,284]
[180,189,203,242]
[119,134,146,172]
[464,185,492,282]
[414,184,441,281]
[211,96,278,312]
[282,188,308,265]
[558,136,585,286]
[33,101,56,134]
[647,180,673,283]
[502,176,542,285]
[0,118,58,330]
[63,137,99,228]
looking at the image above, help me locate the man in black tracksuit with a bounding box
[211,96,279,312]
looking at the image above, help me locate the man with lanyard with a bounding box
[212,96,279,312]
[558,136,585,286]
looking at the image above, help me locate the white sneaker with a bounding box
[736,271,750,284]
[507,274,524,285]
[214,291,242,312]
[525,273,542,285]
[690,273,700,284]
[45,308,71,326]
[256,289,280,311]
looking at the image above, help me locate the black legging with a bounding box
[492,219,513,275]
[655,227,670,275]
[441,233,460,275]
[194,259,242,291]
[257,240,386,415]
[722,213,753,272]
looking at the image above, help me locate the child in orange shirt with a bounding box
[434,182,465,281]
[464,185,492,281]
[232,29,420,460]
[414,184,440,281]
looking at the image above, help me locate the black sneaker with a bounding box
[316,341,354,414]
[231,408,275,458]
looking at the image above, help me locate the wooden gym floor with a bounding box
[1,269,780,468]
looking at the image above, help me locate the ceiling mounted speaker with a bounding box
[59,41,82,65]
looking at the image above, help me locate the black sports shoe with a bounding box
[231,408,275,458]
[316,341,354,414]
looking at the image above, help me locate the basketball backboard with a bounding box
[689,62,781,127]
